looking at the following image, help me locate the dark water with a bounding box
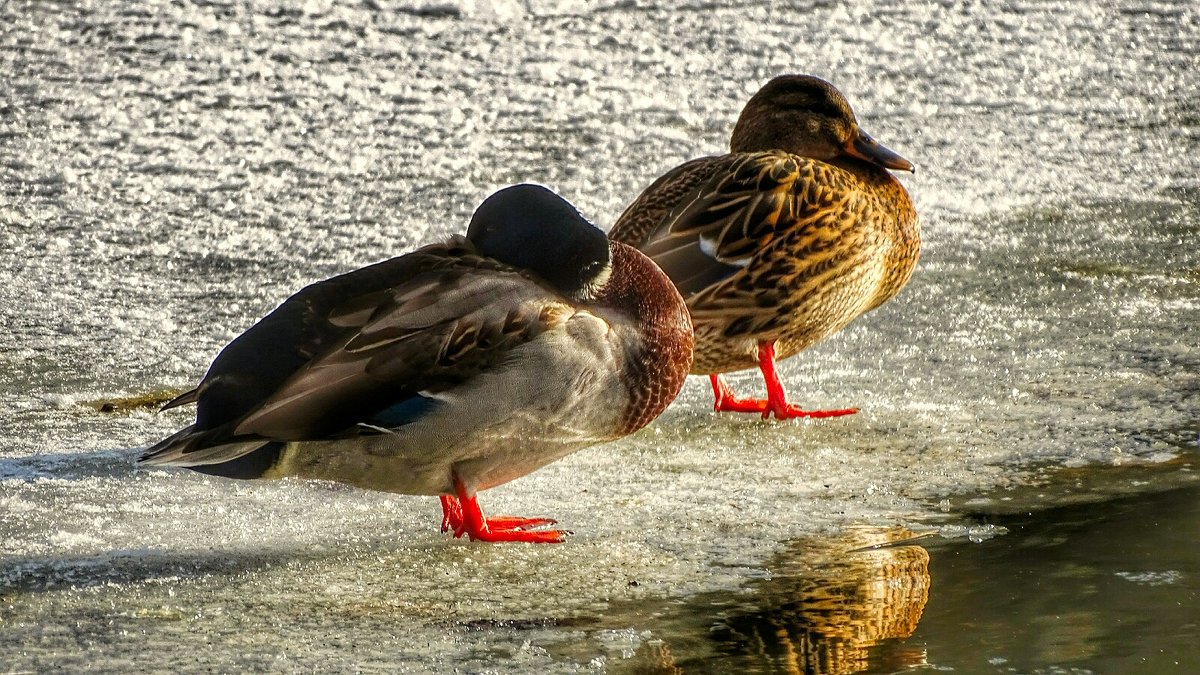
[908,485,1199,674]
[524,463,1200,674]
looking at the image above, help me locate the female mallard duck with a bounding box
[141,184,693,543]
[609,74,918,420]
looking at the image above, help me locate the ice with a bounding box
[1114,570,1183,586]
[2,0,1198,670]
[935,524,1010,542]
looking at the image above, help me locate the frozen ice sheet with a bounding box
[1,0,1198,670]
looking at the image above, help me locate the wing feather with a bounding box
[141,237,573,466]
[612,151,867,328]
[233,266,571,439]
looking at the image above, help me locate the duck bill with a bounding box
[847,130,914,172]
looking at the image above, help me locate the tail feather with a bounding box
[139,424,272,468]
[160,387,200,411]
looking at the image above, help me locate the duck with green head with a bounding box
[609,74,918,419]
[141,185,694,542]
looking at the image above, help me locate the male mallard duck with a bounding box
[141,184,694,543]
[609,74,918,419]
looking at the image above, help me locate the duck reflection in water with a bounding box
[627,527,931,674]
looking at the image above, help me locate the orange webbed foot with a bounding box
[439,482,569,544]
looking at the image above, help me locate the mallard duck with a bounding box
[140,184,694,543]
[609,74,918,419]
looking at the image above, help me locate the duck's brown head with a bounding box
[729,74,914,173]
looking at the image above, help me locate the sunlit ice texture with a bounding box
[1,0,1197,671]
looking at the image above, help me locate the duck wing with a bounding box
[612,151,869,334]
[609,155,729,249]
[234,258,571,440]
[141,237,571,464]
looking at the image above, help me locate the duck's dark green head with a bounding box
[730,74,914,173]
[468,184,612,300]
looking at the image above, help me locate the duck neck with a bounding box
[592,243,694,435]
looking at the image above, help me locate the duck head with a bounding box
[468,184,612,300]
[729,74,914,173]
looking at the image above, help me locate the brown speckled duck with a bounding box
[609,74,918,419]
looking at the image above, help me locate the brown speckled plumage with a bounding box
[610,75,919,378]
[598,242,694,435]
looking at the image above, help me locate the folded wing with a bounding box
[141,238,571,466]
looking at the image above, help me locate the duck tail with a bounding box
[138,425,272,469]
[159,387,200,411]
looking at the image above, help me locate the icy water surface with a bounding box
[2,0,1198,672]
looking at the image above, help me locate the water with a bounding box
[2,0,1197,671]
[908,479,1200,674]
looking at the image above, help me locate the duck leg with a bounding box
[439,477,568,543]
[439,495,462,533]
[710,374,769,413]
[757,341,858,419]
[711,342,858,420]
